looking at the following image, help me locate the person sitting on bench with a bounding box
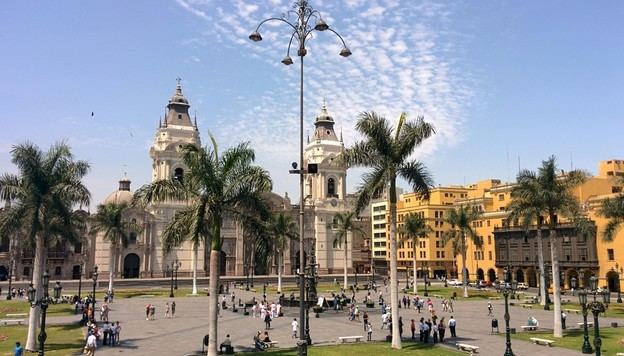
[262,331,271,343]
[527,316,539,327]
[220,334,232,353]
[254,331,267,350]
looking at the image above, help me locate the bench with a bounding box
[577,321,593,327]
[530,337,554,347]
[338,336,363,343]
[488,297,501,300]
[615,353,624,356]
[266,341,279,348]
[564,308,580,314]
[5,313,27,318]
[456,343,479,353]
[0,319,24,326]
[521,304,533,309]
[520,325,538,331]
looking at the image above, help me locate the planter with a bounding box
[312,306,324,314]
[366,303,375,309]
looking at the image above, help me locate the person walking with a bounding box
[14,342,23,356]
[438,318,446,343]
[410,319,416,340]
[164,302,170,319]
[291,318,298,338]
[363,312,369,330]
[398,316,404,339]
[171,301,176,317]
[487,302,493,316]
[84,331,97,356]
[264,312,272,329]
[448,316,457,337]
[366,322,373,341]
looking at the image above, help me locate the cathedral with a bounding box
[90,83,369,280]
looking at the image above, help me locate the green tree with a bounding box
[89,202,141,293]
[443,205,482,298]
[259,212,298,293]
[329,211,365,288]
[344,112,434,349]
[0,142,90,351]
[509,171,548,306]
[599,190,624,241]
[133,137,271,356]
[511,155,586,337]
[399,212,433,294]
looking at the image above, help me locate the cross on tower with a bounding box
[176,77,182,85]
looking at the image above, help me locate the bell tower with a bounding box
[303,101,350,274]
[149,80,201,183]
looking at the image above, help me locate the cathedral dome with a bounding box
[103,177,133,205]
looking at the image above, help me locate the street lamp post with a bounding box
[168,264,174,298]
[28,272,62,356]
[571,276,593,354]
[615,264,623,304]
[423,262,429,297]
[501,266,518,356]
[77,265,82,300]
[174,260,180,290]
[91,266,98,309]
[244,264,250,291]
[577,276,610,356]
[250,2,350,355]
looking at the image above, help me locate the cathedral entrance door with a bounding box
[123,253,140,278]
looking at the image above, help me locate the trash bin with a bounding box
[491,318,499,333]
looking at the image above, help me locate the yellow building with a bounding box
[371,200,389,275]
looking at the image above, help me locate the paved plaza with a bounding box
[46,283,618,355]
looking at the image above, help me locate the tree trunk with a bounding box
[192,244,198,295]
[389,179,401,349]
[536,223,547,306]
[277,252,282,294]
[26,235,45,351]
[412,242,418,294]
[549,225,562,337]
[462,233,468,298]
[207,249,220,356]
[108,245,115,293]
[344,236,348,288]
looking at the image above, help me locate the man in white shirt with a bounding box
[85,332,97,356]
[381,312,389,329]
[448,316,457,337]
[291,318,298,338]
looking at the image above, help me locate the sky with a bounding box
[1,0,623,208]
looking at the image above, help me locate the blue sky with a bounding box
[1,0,623,207]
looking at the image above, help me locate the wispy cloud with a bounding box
[175,0,475,190]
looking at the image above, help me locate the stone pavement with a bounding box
[44,285,617,355]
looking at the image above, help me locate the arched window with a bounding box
[173,168,184,184]
[129,232,137,244]
[327,178,336,197]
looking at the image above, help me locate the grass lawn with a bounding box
[405,286,500,300]
[245,342,461,355]
[0,324,84,355]
[509,327,624,354]
[514,300,624,318]
[0,300,75,318]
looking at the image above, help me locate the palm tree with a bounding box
[399,213,433,294]
[509,172,548,306]
[89,202,141,293]
[0,142,90,351]
[260,212,298,293]
[344,112,434,349]
[133,137,271,356]
[512,155,586,337]
[329,211,365,288]
[443,205,482,298]
[599,192,624,241]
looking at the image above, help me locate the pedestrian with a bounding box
[291,318,298,338]
[114,321,121,345]
[410,319,416,340]
[419,318,425,342]
[366,322,373,341]
[426,318,433,342]
[84,331,97,356]
[171,301,176,317]
[145,304,151,320]
[110,322,117,346]
[398,316,404,338]
[150,305,156,320]
[264,311,272,329]
[102,322,110,345]
[438,318,446,343]
[448,298,454,312]
[363,312,369,330]
[14,342,23,356]
[165,302,170,318]
[381,312,389,330]
[487,302,493,316]
[422,318,430,343]
[448,315,457,337]
[416,298,422,313]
